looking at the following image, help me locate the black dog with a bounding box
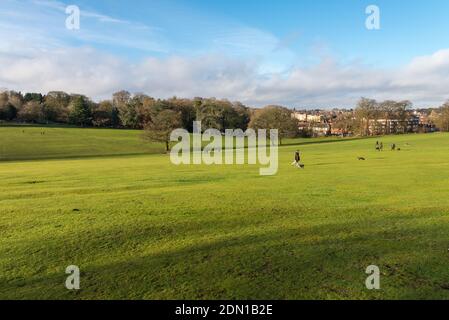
[358,157,366,161]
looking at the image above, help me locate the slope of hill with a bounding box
[0,125,165,161]
[1,130,449,299]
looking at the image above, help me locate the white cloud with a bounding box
[1,46,449,108]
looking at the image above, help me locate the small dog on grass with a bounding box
[292,162,305,169]
[357,157,366,161]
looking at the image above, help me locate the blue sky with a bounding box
[1,0,449,107]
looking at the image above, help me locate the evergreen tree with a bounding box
[69,96,92,126]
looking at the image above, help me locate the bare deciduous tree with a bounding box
[143,110,182,152]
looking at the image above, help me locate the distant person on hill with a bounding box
[391,143,396,151]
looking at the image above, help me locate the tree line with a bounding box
[0,90,250,130]
[430,101,449,132]
[332,98,449,136]
[354,98,413,136]
[0,90,301,148]
[3,90,449,143]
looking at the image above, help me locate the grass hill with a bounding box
[1,125,449,299]
[0,125,164,161]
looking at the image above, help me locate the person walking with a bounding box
[292,150,301,168]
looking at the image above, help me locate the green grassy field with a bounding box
[0,125,164,161]
[1,125,449,300]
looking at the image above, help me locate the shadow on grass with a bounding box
[2,209,449,300]
[0,152,163,163]
[0,122,142,131]
[281,136,378,148]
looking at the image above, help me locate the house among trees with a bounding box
[292,111,330,137]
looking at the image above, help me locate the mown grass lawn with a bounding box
[0,125,164,161]
[1,126,449,299]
